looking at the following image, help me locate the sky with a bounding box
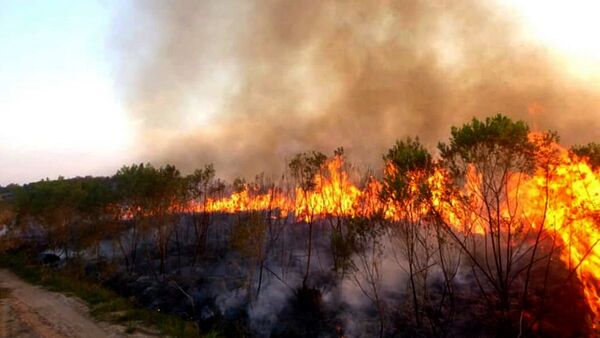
[0,0,134,184]
[1,0,600,185]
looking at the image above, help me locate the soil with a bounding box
[0,269,157,338]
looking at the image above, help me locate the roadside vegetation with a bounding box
[0,251,200,337]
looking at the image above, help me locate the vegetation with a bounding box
[288,150,327,287]
[0,252,199,337]
[0,114,597,337]
[572,142,600,168]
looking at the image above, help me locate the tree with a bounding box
[186,164,224,264]
[382,138,434,330]
[229,211,268,302]
[15,178,86,260]
[77,177,118,262]
[288,151,326,287]
[323,147,356,276]
[116,163,187,276]
[149,164,185,276]
[436,114,552,334]
[571,142,600,168]
[114,163,152,272]
[346,216,387,338]
[382,138,461,334]
[114,163,184,274]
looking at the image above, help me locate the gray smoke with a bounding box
[113,0,600,179]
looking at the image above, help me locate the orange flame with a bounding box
[518,136,600,325]
[188,139,599,325]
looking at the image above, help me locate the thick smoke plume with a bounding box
[114,0,600,179]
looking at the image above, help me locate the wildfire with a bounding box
[202,187,291,217]
[294,157,362,220]
[517,137,600,324]
[190,156,382,221]
[191,137,599,324]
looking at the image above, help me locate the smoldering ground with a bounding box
[113,0,600,179]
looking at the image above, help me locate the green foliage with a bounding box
[77,177,116,215]
[439,114,531,159]
[115,163,187,274]
[384,138,432,175]
[572,142,600,168]
[186,164,225,201]
[438,114,535,178]
[15,176,116,219]
[13,176,118,252]
[288,151,327,191]
[14,163,190,224]
[115,163,186,216]
[382,137,432,203]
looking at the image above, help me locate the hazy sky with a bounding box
[0,0,133,184]
[1,0,600,185]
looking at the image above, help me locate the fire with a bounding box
[517,137,600,324]
[191,137,599,324]
[192,156,381,221]
[202,187,291,217]
[294,157,363,220]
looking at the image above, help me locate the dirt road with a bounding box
[0,269,155,338]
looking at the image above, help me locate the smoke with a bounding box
[113,0,600,179]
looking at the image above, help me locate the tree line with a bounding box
[2,114,599,337]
